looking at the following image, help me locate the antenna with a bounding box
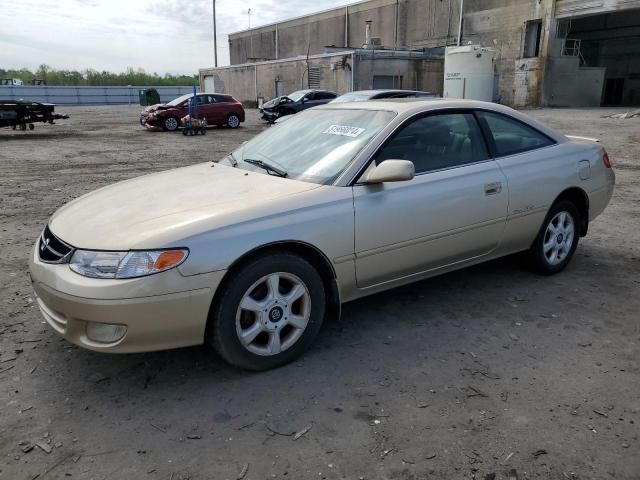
[212,0,218,67]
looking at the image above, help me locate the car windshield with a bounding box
[331,92,373,103]
[286,90,310,102]
[222,108,396,184]
[166,94,192,106]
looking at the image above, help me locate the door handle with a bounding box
[484,182,502,195]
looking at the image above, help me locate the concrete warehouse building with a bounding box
[199,0,640,108]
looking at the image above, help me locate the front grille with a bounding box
[38,225,74,263]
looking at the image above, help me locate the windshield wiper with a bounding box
[243,158,288,178]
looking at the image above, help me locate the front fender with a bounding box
[177,187,355,277]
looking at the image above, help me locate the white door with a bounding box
[204,76,216,93]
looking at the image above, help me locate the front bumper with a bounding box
[260,109,278,121]
[140,114,161,128]
[29,245,225,353]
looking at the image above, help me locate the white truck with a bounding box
[0,78,24,86]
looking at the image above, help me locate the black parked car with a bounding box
[260,89,337,122]
[330,89,439,103]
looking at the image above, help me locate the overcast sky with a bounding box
[1,0,357,74]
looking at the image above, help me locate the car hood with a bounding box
[48,163,321,250]
[143,103,176,114]
[262,96,288,109]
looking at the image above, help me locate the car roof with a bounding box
[315,98,567,143]
[340,89,428,95]
[317,98,486,112]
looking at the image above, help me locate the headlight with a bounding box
[69,249,188,279]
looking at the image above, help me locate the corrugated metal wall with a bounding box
[0,86,199,105]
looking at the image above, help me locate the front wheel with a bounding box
[162,116,179,131]
[526,200,580,275]
[208,252,326,370]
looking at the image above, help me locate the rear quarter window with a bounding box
[478,111,555,157]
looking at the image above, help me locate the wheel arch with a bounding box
[552,187,589,236]
[205,241,341,340]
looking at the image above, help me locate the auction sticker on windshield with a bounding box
[323,125,365,137]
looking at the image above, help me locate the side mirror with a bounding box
[361,160,415,184]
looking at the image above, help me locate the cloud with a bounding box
[1,0,358,74]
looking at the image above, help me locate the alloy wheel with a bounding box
[165,117,178,131]
[543,211,575,266]
[235,272,311,356]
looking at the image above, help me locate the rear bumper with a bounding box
[589,170,615,222]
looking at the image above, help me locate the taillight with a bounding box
[603,151,612,168]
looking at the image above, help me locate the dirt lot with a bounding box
[1,106,638,480]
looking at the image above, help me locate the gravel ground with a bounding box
[0,105,638,480]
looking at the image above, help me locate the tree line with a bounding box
[1,65,198,86]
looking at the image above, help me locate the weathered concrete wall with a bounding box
[544,60,606,107]
[462,0,555,107]
[229,0,458,65]
[226,0,552,107]
[354,56,444,93]
[201,54,354,106]
[200,53,443,106]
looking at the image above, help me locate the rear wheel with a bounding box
[226,114,241,129]
[208,252,326,370]
[163,116,179,131]
[526,200,580,275]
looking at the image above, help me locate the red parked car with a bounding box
[140,93,245,131]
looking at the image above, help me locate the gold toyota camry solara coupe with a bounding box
[30,99,615,370]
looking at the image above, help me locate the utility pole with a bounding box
[248,8,252,29]
[212,0,218,67]
[457,0,464,46]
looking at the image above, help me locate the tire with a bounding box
[226,114,241,129]
[208,252,326,371]
[526,200,580,275]
[162,116,179,131]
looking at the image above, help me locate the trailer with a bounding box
[0,100,69,130]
